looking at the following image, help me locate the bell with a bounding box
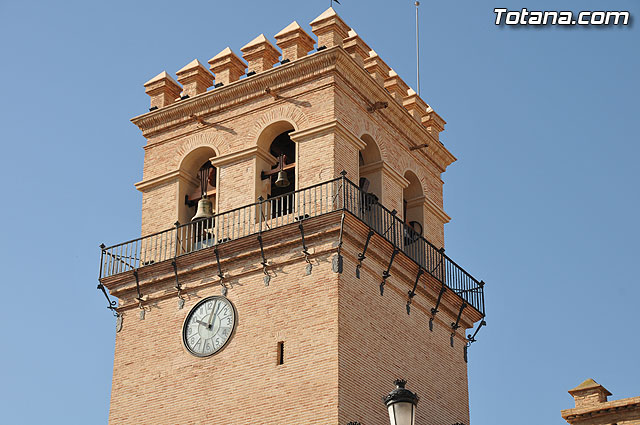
[274,170,290,188]
[192,197,214,221]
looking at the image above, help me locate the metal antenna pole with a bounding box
[415,1,420,96]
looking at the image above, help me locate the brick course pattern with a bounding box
[104,215,478,424]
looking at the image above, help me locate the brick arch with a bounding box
[246,104,310,147]
[400,159,428,197]
[175,131,223,172]
[358,126,390,163]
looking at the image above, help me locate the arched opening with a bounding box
[357,135,384,233]
[258,121,296,218]
[403,170,424,240]
[179,146,217,225]
[403,170,425,267]
[358,135,382,201]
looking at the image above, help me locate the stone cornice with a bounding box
[131,49,341,137]
[134,169,198,192]
[561,396,640,421]
[358,160,383,175]
[131,46,457,172]
[381,162,410,189]
[360,161,409,189]
[424,195,451,224]
[210,145,276,168]
[289,119,366,151]
[360,160,410,189]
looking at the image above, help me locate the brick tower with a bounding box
[98,8,486,425]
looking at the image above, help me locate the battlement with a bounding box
[138,8,445,139]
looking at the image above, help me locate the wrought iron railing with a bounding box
[99,175,485,315]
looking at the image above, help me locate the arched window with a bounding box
[403,171,426,267]
[403,171,424,237]
[185,160,216,219]
[178,147,217,225]
[258,123,296,218]
[358,135,382,201]
[357,135,384,233]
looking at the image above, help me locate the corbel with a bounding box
[380,248,399,296]
[406,268,424,315]
[355,230,375,278]
[429,283,447,331]
[450,302,467,347]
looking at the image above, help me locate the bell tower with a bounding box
[98,8,486,425]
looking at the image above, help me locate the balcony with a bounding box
[98,175,485,316]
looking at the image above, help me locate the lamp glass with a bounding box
[388,401,415,425]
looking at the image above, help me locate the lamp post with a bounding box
[383,379,420,425]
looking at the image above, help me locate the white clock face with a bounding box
[182,296,236,357]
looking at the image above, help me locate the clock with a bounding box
[182,296,237,357]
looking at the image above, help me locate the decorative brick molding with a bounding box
[134,169,198,193]
[246,103,310,146]
[209,145,276,168]
[289,119,366,152]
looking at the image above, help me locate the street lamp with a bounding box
[384,379,419,425]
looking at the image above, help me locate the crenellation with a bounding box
[403,88,429,123]
[275,21,315,62]
[208,47,247,86]
[310,7,350,49]
[384,70,410,105]
[144,71,182,109]
[363,50,391,87]
[422,106,446,139]
[240,34,280,74]
[176,59,214,98]
[343,29,371,68]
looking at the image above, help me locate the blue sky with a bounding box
[0,1,637,424]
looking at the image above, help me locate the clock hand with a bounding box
[195,319,209,327]
[207,300,220,328]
